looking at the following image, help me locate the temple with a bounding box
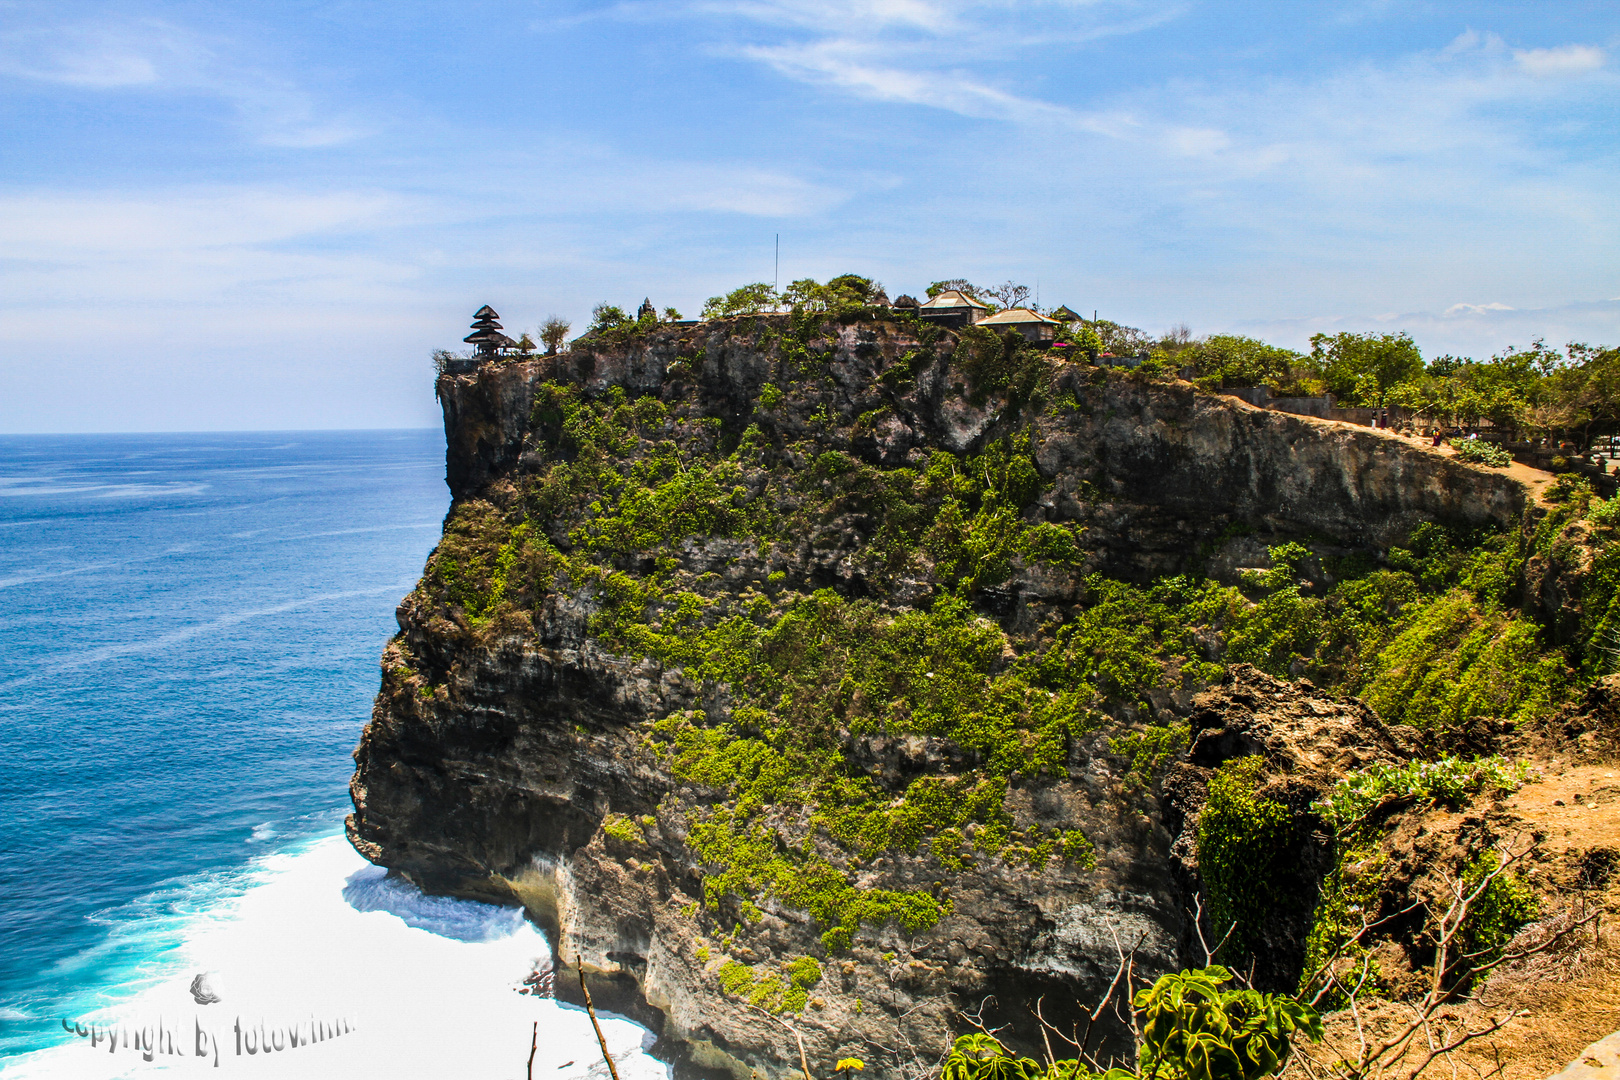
[463,305,518,357]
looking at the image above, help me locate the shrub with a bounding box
[1589,497,1620,526]
[1313,756,1536,839]
[1135,967,1319,1080]
[1361,590,1565,728]
[1449,439,1512,467]
[1459,850,1539,960]
[1197,757,1298,960]
[1546,472,1594,503]
[1110,722,1190,791]
[1018,522,1084,565]
[933,968,1318,1080]
[590,303,629,331]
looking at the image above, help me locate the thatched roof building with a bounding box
[464,305,518,356]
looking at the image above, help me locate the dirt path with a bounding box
[1408,434,1561,505]
[1449,765,1620,1078]
[1276,407,1565,505]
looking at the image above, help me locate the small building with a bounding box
[637,298,656,322]
[463,305,518,357]
[1051,305,1084,324]
[917,289,990,328]
[975,307,1060,343]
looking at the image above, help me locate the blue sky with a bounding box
[0,0,1615,431]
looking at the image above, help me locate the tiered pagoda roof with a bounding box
[463,305,518,355]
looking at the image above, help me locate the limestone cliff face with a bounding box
[348,316,1528,1079]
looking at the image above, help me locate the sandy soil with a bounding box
[1302,762,1620,1079]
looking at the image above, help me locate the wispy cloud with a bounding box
[1514,43,1606,78]
[0,16,364,147]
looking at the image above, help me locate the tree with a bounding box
[927,279,981,298]
[1536,343,1620,444]
[1091,320,1154,358]
[982,281,1032,309]
[517,332,536,354]
[826,273,886,305]
[590,304,628,332]
[1309,332,1424,405]
[781,276,883,315]
[1183,336,1312,393]
[539,316,570,356]
[702,283,780,319]
[1072,326,1103,362]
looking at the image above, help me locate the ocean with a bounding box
[0,432,666,1078]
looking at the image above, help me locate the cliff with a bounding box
[347,314,1531,1078]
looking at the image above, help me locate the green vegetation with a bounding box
[714,954,824,1013]
[935,968,1319,1080]
[1360,591,1564,729]
[690,275,1620,444]
[601,812,646,845]
[1302,756,1538,995]
[1198,759,1299,960]
[1312,756,1536,838]
[1184,335,1322,397]
[1109,723,1190,791]
[1049,308,1619,444]
[1458,850,1539,960]
[1134,967,1319,1080]
[412,297,1612,1004]
[701,275,887,321]
[419,394,1570,961]
[1450,439,1512,467]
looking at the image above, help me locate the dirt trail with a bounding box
[1300,410,1563,505]
[1425,764,1620,1078]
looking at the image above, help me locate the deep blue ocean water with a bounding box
[0,431,448,1058]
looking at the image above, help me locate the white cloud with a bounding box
[0,19,188,88]
[1444,302,1515,316]
[738,39,1105,128]
[0,17,365,147]
[1514,44,1606,78]
[0,189,412,258]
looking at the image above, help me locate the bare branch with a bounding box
[577,969,623,1080]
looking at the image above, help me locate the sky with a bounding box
[0,0,1616,432]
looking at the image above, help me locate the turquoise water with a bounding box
[0,431,447,1056]
[0,432,670,1080]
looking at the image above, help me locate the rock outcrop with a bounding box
[348,315,1531,1078]
[1160,665,1418,988]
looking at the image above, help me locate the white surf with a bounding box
[2,836,668,1080]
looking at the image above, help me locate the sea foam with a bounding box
[1,836,668,1080]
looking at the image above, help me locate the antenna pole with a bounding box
[775,234,779,290]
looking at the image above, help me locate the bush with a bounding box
[1546,472,1594,503]
[1313,756,1535,839]
[1197,757,1298,960]
[1361,590,1565,729]
[1449,439,1512,467]
[589,303,629,331]
[933,968,1319,1080]
[1459,850,1539,959]
[1590,497,1620,526]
